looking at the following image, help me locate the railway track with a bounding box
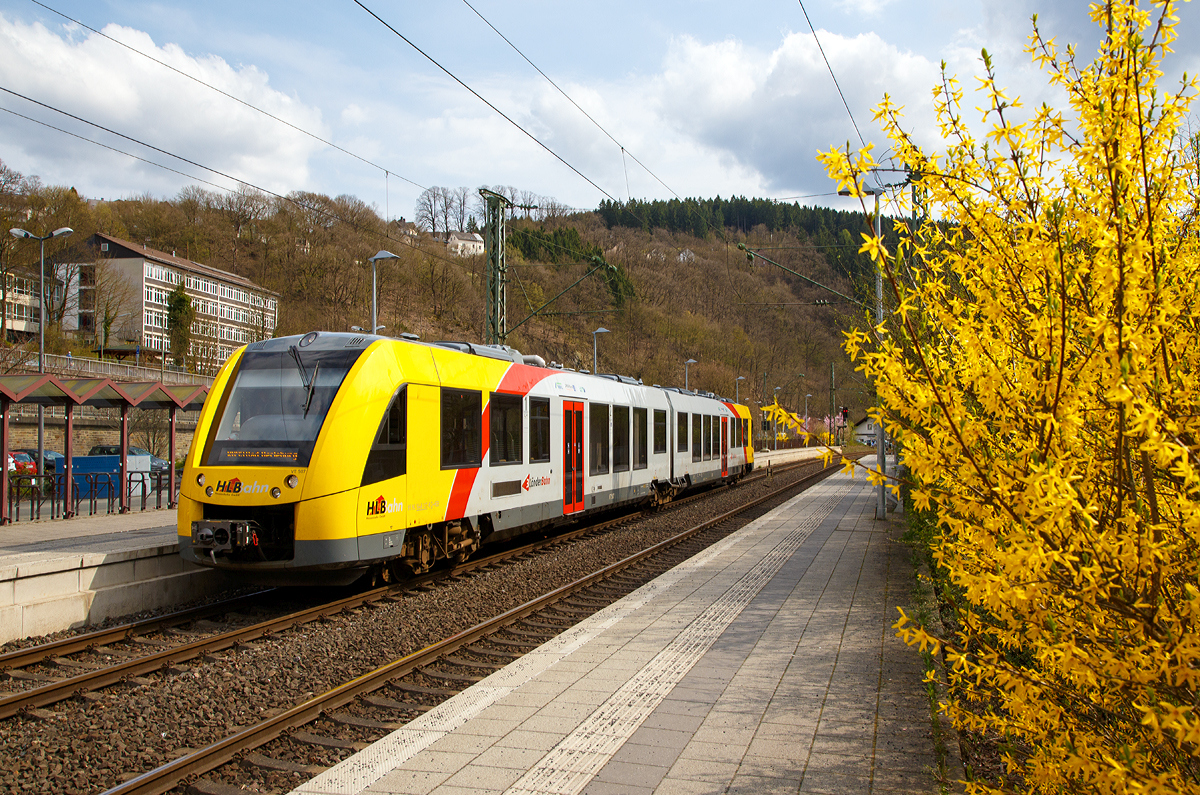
[101,458,841,795]
[0,455,817,706]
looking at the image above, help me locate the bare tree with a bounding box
[448,187,469,232]
[89,258,137,355]
[216,184,268,270]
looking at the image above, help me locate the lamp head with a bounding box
[52,227,73,238]
[685,358,697,365]
[369,249,400,263]
[594,327,609,335]
[9,228,31,239]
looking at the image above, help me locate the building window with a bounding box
[678,412,689,453]
[441,389,481,469]
[633,407,648,470]
[529,397,551,463]
[590,403,609,475]
[613,405,630,472]
[489,393,523,465]
[362,387,406,486]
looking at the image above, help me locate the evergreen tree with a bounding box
[166,282,194,368]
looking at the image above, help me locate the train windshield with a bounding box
[204,345,365,467]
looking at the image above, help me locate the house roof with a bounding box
[88,232,279,297]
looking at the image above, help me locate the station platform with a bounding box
[295,464,955,795]
[0,508,229,644]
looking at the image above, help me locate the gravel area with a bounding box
[0,462,822,794]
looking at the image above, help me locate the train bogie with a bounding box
[180,332,753,585]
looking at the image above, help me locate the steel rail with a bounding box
[0,456,820,715]
[99,459,841,795]
[0,590,275,671]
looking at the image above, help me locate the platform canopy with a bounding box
[0,374,210,523]
[0,375,208,410]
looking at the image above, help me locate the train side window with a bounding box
[633,408,648,470]
[703,415,712,460]
[653,409,667,455]
[529,397,551,463]
[613,405,631,472]
[441,388,481,469]
[361,386,406,486]
[490,392,523,465]
[692,414,702,462]
[711,415,720,456]
[743,418,749,447]
[677,412,689,453]
[590,403,610,475]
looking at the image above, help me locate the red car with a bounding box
[7,452,35,475]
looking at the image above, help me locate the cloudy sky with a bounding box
[1,0,1198,221]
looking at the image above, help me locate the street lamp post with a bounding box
[804,393,812,446]
[773,386,782,451]
[735,375,746,404]
[839,182,887,519]
[685,359,697,391]
[10,226,72,477]
[368,250,400,335]
[592,327,609,374]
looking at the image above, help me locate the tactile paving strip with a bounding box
[504,487,843,795]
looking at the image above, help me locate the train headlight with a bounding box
[196,473,205,486]
[285,474,298,489]
[205,486,214,497]
[270,487,281,499]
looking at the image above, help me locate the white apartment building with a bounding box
[79,233,278,371]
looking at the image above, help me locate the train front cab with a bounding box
[180,334,439,584]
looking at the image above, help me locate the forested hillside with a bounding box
[0,159,881,430]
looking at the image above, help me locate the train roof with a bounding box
[265,331,739,406]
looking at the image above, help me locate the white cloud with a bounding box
[0,13,327,199]
[649,31,941,195]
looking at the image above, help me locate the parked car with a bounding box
[7,451,35,475]
[16,448,65,474]
[87,445,170,473]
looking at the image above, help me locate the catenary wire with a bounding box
[0,85,477,279]
[459,0,686,206]
[352,0,618,205]
[795,0,867,150]
[0,104,232,193]
[29,0,427,192]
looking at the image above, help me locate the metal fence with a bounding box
[7,471,178,522]
[11,353,213,386]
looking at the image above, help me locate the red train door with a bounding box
[720,417,729,478]
[563,401,584,514]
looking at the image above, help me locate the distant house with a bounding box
[446,231,485,257]
[852,415,879,446]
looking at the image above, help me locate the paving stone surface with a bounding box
[295,466,959,795]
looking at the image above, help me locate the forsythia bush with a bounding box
[819,1,1200,792]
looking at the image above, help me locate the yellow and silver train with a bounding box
[179,331,754,585]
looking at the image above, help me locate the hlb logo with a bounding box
[215,477,242,494]
[214,478,270,496]
[365,495,403,517]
